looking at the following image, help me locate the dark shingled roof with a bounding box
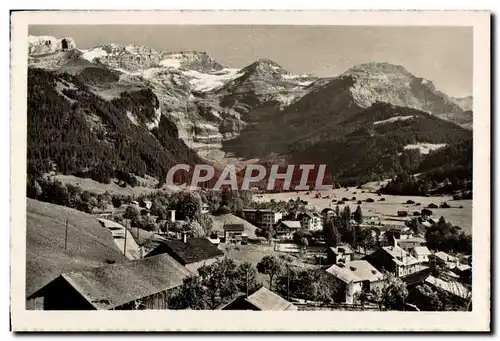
[223,224,245,232]
[30,253,193,310]
[145,237,224,265]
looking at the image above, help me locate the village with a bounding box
[26,183,472,312]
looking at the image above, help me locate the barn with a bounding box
[27,253,193,310]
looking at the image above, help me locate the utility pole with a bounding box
[123,219,128,258]
[246,268,249,297]
[287,264,290,301]
[64,218,69,249]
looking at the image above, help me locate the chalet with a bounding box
[361,223,408,241]
[431,251,459,269]
[145,236,224,274]
[326,244,354,265]
[385,226,413,242]
[223,224,245,244]
[275,220,301,239]
[326,260,384,304]
[299,211,323,231]
[220,287,297,311]
[27,254,192,310]
[364,245,420,277]
[452,264,472,285]
[411,246,432,263]
[242,209,283,229]
[397,237,426,251]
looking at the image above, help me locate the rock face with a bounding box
[342,62,467,119]
[80,44,164,72]
[28,35,77,55]
[451,96,473,111]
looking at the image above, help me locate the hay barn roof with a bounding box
[145,237,224,264]
[31,253,193,310]
[245,287,298,311]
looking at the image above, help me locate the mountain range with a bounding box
[27,35,473,187]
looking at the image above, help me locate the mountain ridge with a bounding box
[27,35,473,186]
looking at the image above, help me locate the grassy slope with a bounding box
[26,198,124,297]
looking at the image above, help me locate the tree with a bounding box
[169,276,208,310]
[275,268,339,303]
[408,284,443,311]
[255,228,270,239]
[301,237,309,250]
[257,255,283,290]
[357,228,375,254]
[169,258,241,310]
[323,218,341,247]
[371,273,408,311]
[341,206,351,223]
[198,214,214,236]
[384,275,408,310]
[353,205,363,224]
[235,262,259,295]
[189,221,205,238]
[112,196,122,209]
[176,192,202,221]
[27,179,43,199]
[123,205,140,221]
[214,205,231,215]
[88,197,98,211]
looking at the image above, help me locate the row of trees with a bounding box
[27,177,119,213]
[321,205,378,252]
[169,255,415,310]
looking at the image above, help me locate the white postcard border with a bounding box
[10,10,491,331]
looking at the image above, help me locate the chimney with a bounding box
[182,231,187,243]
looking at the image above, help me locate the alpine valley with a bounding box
[27,36,473,189]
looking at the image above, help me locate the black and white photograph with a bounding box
[10,10,491,332]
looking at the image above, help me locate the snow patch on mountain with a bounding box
[81,47,109,62]
[159,58,182,68]
[182,68,242,92]
[145,107,162,130]
[403,143,447,155]
[374,115,414,125]
[126,111,139,126]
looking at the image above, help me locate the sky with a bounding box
[29,25,473,97]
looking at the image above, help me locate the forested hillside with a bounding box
[289,102,472,186]
[27,68,201,186]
